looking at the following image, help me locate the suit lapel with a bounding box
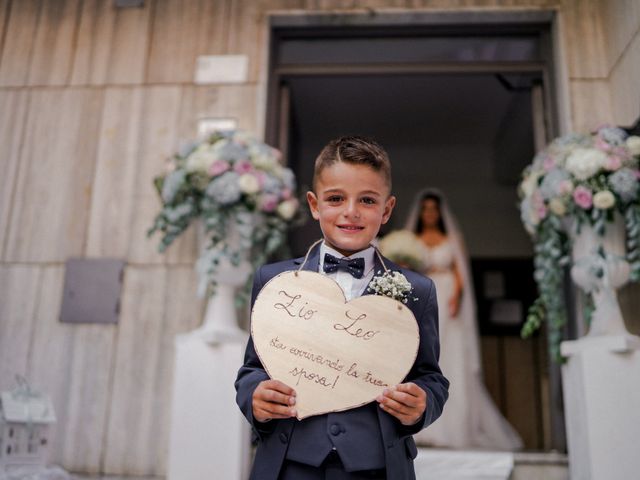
[362,249,391,297]
[293,242,322,273]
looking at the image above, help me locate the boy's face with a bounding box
[307,162,396,257]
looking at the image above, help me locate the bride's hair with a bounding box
[415,192,447,234]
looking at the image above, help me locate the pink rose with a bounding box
[532,191,547,219]
[537,205,548,220]
[543,156,556,171]
[573,185,593,209]
[260,194,279,213]
[604,155,622,171]
[234,160,253,174]
[281,188,292,200]
[595,137,610,151]
[209,160,230,176]
[612,146,629,159]
[254,170,267,188]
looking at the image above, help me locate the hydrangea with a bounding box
[609,168,639,202]
[161,169,186,203]
[598,126,627,146]
[539,168,570,200]
[262,174,284,194]
[280,168,296,191]
[177,140,199,159]
[214,140,249,162]
[206,171,241,204]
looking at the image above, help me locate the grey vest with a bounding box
[285,402,385,471]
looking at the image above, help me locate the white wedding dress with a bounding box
[413,239,523,450]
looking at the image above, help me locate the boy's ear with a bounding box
[381,195,396,225]
[306,191,320,220]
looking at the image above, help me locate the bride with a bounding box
[405,189,523,450]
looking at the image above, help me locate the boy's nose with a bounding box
[343,201,361,219]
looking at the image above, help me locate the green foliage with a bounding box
[521,215,570,362]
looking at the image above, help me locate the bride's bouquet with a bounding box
[377,230,426,272]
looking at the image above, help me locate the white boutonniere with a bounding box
[367,270,416,304]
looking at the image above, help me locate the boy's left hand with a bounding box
[376,382,426,426]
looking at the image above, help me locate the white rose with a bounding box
[549,198,566,216]
[565,148,607,180]
[593,190,616,209]
[277,199,298,220]
[185,145,217,173]
[626,136,640,156]
[238,173,260,194]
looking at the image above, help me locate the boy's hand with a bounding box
[376,382,426,426]
[252,379,297,423]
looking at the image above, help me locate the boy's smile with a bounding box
[307,162,396,257]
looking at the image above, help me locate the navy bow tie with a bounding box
[323,253,365,279]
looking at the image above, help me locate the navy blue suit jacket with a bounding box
[235,246,449,480]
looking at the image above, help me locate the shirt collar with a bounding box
[319,242,375,275]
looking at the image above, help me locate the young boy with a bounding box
[235,136,449,480]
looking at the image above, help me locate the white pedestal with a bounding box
[560,334,640,480]
[414,448,514,480]
[167,333,250,480]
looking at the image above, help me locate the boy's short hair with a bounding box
[312,135,392,192]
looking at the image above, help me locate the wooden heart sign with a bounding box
[251,270,420,419]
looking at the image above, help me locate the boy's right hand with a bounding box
[252,379,297,422]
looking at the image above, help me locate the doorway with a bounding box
[266,10,563,451]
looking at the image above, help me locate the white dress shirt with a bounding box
[318,243,376,301]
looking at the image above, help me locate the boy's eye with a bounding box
[361,197,377,205]
[326,195,343,203]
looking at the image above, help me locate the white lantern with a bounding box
[0,377,56,471]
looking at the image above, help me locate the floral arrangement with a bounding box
[367,270,415,304]
[518,125,640,359]
[377,230,426,272]
[148,130,301,303]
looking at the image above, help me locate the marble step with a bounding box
[67,450,568,480]
[415,449,568,480]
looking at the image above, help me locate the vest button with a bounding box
[279,432,288,443]
[330,424,341,436]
